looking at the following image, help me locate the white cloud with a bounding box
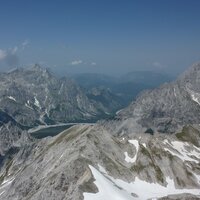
[152,61,164,69]
[91,62,97,66]
[70,60,83,65]
[11,46,18,54]
[0,49,7,60]
[22,39,30,49]
[0,40,29,67]
[69,60,97,66]
[0,47,19,66]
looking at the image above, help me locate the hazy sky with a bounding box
[0,0,200,76]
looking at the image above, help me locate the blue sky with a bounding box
[0,0,200,76]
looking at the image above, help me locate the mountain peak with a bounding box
[177,62,200,91]
[29,64,45,71]
[27,64,54,79]
[179,62,200,79]
[190,62,200,71]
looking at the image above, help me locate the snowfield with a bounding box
[84,165,200,200]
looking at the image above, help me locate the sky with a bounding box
[0,0,200,76]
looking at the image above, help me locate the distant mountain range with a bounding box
[0,65,121,127]
[72,71,173,105]
[0,65,172,128]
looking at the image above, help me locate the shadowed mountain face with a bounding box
[0,109,31,167]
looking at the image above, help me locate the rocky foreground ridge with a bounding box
[0,124,199,200]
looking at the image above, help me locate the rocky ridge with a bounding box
[0,124,199,199]
[114,63,200,134]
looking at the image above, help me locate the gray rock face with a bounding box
[0,110,31,156]
[115,63,200,133]
[0,65,117,127]
[0,124,199,200]
[86,87,122,113]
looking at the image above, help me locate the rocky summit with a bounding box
[0,63,200,199]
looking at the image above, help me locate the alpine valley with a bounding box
[0,63,200,200]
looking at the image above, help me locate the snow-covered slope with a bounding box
[84,165,200,200]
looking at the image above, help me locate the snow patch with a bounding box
[84,165,134,200]
[58,83,64,95]
[128,140,139,153]
[0,177,15,197]
[174,88,177,97]
[84,165,200,200]
[0,191,5,196]
[25,101,33,110]
[187,87,200,105]
[191,93,200,105]
[142,143,147,148]
[34,96,41,109]
[116,109,123,115]
[98,165,107,174]
[124,139,139,163]
[7,96,16,102]
[59,153,64,159]
[124,152,136,163]
[194,174,200,184]
[163,139,169,145]
[1,178,14,186]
